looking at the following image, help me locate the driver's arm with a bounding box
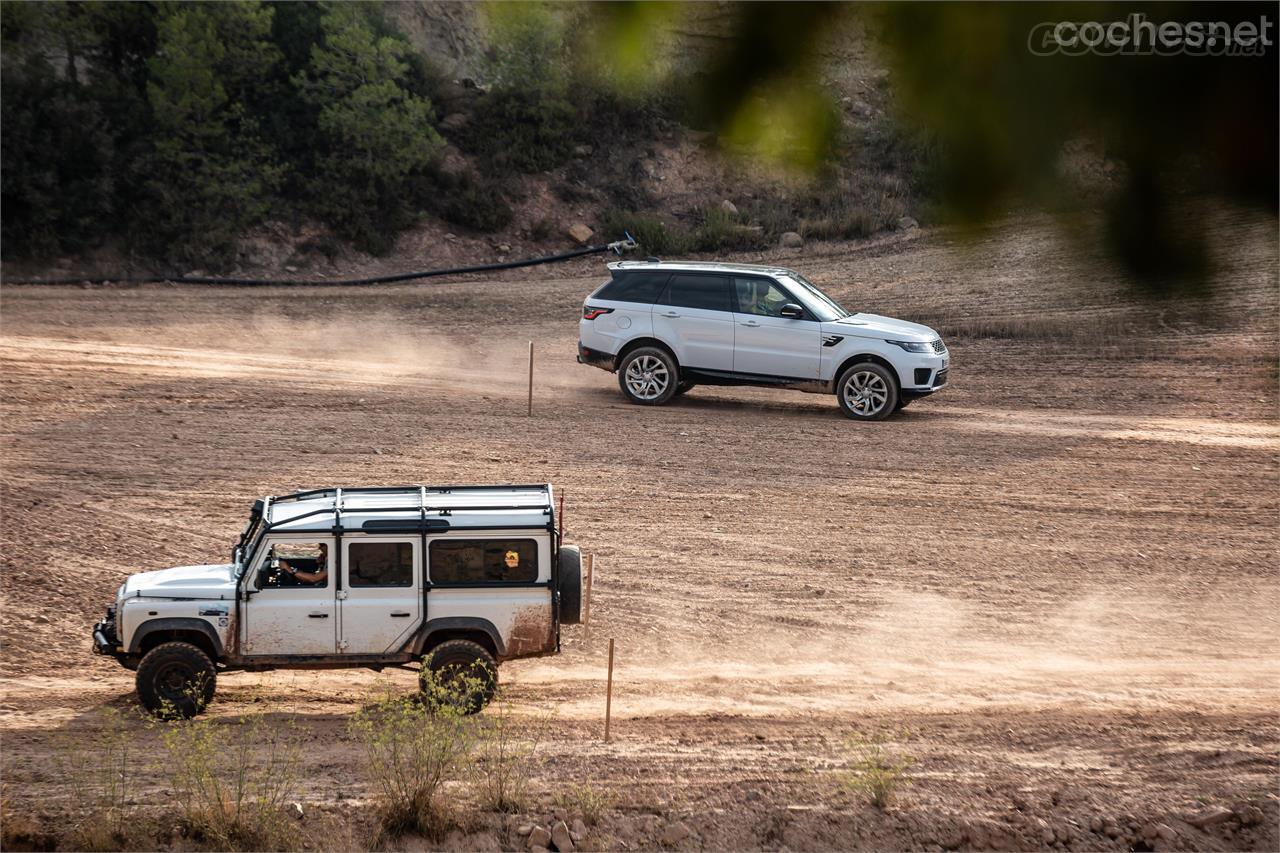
[282,561,328,585]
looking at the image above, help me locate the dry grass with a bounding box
[160,710,303,851]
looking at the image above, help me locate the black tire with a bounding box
[421,639,498,714]
[558,544,582,625]
[136,641,216,719]
[836,362,898,421]
[673,381,696,397]
[617,346,679,406]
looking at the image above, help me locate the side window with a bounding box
[734,277,798,317]
[256,541,330,589]
[429,539,538,584]
[597,272,669,303]
[660,274,731,312]
[349,542,414,587]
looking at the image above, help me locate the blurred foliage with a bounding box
[580,1,1278,294]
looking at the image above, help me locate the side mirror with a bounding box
[779,303,805,319]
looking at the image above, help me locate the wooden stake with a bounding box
[582,553,594,643]
[604,637,615,742]
[527,341,534,417]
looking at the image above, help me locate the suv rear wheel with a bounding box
[618,347,679,405]
[136,641,216,719]
[421,639,498,714]
[836,362,898,421]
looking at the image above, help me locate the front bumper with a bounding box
[897,352,949,394]
[92,607,120,655]
[576,343,614,371]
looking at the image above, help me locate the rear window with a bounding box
[595,272,669,304]
[429,538,538,584]
[659,274,731,312]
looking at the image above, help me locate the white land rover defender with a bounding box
[577,260,949,420]
[92,484,581,717]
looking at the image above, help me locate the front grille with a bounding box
[932,339,947,354]
[933,368,949,387]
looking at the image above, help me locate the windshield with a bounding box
[781,273,852,321]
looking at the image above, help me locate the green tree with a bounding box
[294,3,442,254]
[460,3,577,175]
[1,3,123,257]
[140,1,283,269]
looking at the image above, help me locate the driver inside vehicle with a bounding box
[279,543,329,585]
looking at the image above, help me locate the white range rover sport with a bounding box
[92,484,581,717]
[577,260,949,420]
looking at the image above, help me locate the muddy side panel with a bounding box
[424,531,555,661]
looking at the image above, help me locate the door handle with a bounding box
[390,611,411,617]
[739,320,760,327]
[660,311,680,318]
[308,612,329,619]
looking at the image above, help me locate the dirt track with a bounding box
[2,214,1278,851]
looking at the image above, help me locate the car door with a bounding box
[339,536,421,654]
[651,273,735,370]
[242,537,336,655]
[731,276,822,379]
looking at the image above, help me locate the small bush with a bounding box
[554,783,616,826]
[160,710,302,851]
[600,211,692,256]
[461,88,577,175]
[431,170,514,233]
[473,696,550,814]
[841,731,914,810]
[350,669,483,839]
[53,707,147,850]
[528,216,557,242]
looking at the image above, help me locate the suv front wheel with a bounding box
[836,362,898,421]
[618,347,679,406]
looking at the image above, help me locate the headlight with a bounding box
[887,339,937,353]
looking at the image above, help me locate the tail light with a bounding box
[582,306,614,320]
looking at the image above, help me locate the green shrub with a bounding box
[461,89,577,175]
[553,783,616,826]
[840,731,914,810]
[473,696,550,813]
[160,710,302,851]
[54,707,148,851]
[430,170,514,233]
[600,211,692,256]
[350,670,482,839]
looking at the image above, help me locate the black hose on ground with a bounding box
[2,235,638,287]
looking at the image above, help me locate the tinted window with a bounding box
[349,542,413,587]
[596,272,669,304]
[734,277,800,318]
[429,539,538,584]
[660,274,730,312]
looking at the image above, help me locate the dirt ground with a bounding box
[2,212,1278,851]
